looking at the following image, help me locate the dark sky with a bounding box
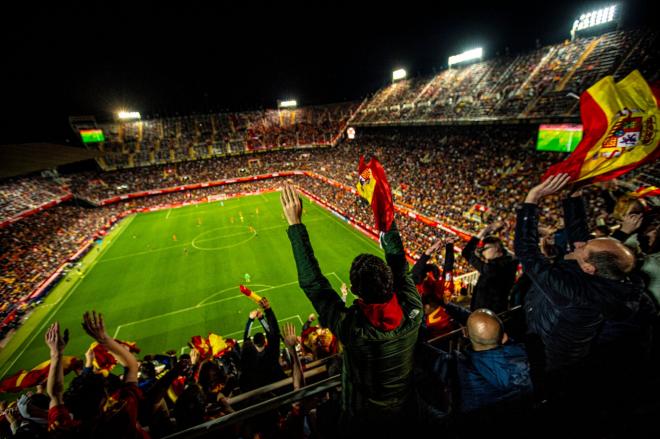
[0,0,654,144]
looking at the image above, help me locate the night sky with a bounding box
[1,0,654,144]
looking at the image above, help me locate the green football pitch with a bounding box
[0,191,380,382]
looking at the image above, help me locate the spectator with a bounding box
[515,174,653,388]
[427,308,533,414]
[239,298,286,392]
[281,184,423,437]
[461,222,518,313]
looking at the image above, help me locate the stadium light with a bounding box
[448,48,483,67]
[571,5,618,38]
[392,68,407,82]
[117,111,141,120]
[278,100,297,109]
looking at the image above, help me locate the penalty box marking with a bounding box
[112,273,342,339]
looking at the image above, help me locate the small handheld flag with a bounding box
[357,156,395,232]
[239,285,262,303]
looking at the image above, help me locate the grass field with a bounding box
[0,191,380,382]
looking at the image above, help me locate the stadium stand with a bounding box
[352,29,658,125]
[0,26,659,439]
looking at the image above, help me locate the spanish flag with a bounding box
[190,333,231,360]
[90,340,141,376]
[357,156,394,232]
[630,185,660,199]
[544,70,660,183]
[0,356,82,393]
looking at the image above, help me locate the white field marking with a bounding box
[165,208,172,219]
[225,315,304,340]
[196,284,274,307]
[191,228,257,251]
[112,273,333,339]
[98,215,329,263]
[328,272,346,286]
[0,215,133,379]
[166,199,264,220]
[180,346,190,355]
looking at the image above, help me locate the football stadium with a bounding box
[0,2,659,438]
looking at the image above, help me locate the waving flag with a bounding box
[239,285,262,303]
[630,185,660,199]
[190,333,233,360]
[90,340,141,376]
[357,156,395,232]
[0,356,82,393]
[544,70,660,183]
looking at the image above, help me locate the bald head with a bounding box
[467,309,504,351]
[566,237,635,280]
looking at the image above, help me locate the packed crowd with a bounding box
[96,102,359,169]
[3,124,657,337]
[352,29,658,124]
[1,173,657,438]
[0,177,70,224]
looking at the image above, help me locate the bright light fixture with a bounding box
[572,5,617,33]
[448,48,483,67]
[117,111,141,120]
[392,69,407,81]
[279,100,297,108]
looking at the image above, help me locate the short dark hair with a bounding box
[64,373,106,421]
[350,253,393,304]
[482,236,504,254]
[586,250,628,281]
[253,332,266,347]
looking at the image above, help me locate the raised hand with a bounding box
[189,348,200,366]
[45,322,68,356]
[525,173,572,204]
[82,311,110,344]
[258,297,271,310]
[282,322,298,348]
[249,310,259,320]
[424,240,444,256]
[621,212,643,234]
[280,184,303,225]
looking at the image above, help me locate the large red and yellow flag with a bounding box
[357,156,395,232]
[190,333,231,360]
[544,70,660,183]
[90,340,141,376]
[0,356,82,393]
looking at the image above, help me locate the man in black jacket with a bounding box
[461,223,518,313]
[239,297,285,392]
[515,174,646,373]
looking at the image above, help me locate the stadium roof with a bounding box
[0,144,99,179]
[0,0,653,145]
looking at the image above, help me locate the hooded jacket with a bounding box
[286,221,423,420]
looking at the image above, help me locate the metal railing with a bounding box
[163,306,524,438]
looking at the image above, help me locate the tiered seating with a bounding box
[92,102,358,169]
[351,29,657,125]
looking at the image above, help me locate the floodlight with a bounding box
[572,5,617,33]
[278,100,297,109]
[117,111,141,120]
[392,69,407,81]
[447,48,483,67]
